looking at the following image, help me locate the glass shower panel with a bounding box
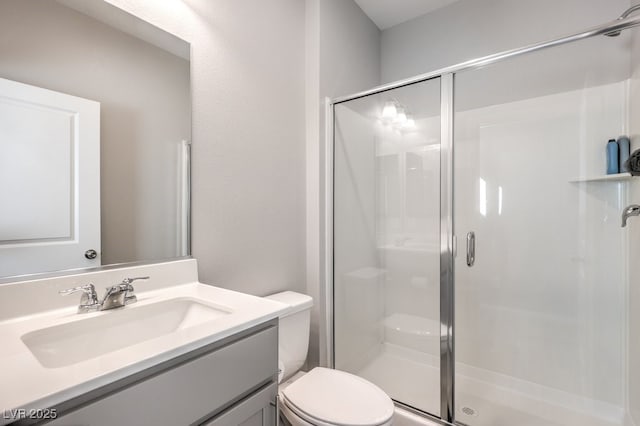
[333,78,441,415]
[453,32,630,426]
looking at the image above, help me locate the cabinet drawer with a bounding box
[201,383,276,426]
[47,325,277,426]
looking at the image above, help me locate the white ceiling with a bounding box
[354,0,461,30]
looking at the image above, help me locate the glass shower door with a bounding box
[333,77,442,416]
[452,34,629,426]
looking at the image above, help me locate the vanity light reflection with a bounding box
[380,100,416,131]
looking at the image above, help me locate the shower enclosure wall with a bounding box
[330,12,640,426]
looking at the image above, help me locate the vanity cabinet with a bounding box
[43,321,278,426]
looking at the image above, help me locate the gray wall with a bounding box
[108,0,307,296]
[109,0,378,369]
[381,0,630,84]
[0,0,190,267]
[305,0,381,367]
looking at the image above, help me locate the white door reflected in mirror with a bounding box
[0,77,100,276]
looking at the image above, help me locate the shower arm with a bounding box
[618,4,640,20]
[606,4,640,36]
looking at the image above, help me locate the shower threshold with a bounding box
[356,343,623,426]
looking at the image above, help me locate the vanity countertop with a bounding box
[0,280,287,425]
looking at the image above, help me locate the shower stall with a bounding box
[329,8,640,426]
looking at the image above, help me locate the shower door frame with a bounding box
[325,12,640,426]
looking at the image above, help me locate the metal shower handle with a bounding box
[467,232,475,267]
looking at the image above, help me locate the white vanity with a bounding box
[0,259,286,426]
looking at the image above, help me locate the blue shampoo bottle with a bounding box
[607,139,619,174]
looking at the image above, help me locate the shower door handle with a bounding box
[466,232,475,267]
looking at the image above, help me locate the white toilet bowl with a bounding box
[279,367,394,426]
[265,292,394,426]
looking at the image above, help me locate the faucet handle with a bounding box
[59,283,97,297]
[119,277,148,305]
[59,283,100,313]
[622,204,640,227]
[121,276,149,285]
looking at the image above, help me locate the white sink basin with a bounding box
[21,297,231,368]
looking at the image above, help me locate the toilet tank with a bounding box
[265,291,313,382]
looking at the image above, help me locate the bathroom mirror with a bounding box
[0,0,191,281]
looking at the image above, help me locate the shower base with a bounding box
[357,343,623,426]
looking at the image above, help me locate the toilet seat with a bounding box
[281,367,394,426]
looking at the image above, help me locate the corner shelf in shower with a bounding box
[568,173,633,183]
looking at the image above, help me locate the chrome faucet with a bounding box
[59,276,149,313]
[622,205,640,227]
[100,277,148,310]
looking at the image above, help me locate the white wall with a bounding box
[106,0,307,297]
[305,0,380,367]
[0,0,190,267]
[381,0,630,84]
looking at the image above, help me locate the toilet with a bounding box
[265,291,394,426]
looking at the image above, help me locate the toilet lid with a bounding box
[282,367,394,426]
